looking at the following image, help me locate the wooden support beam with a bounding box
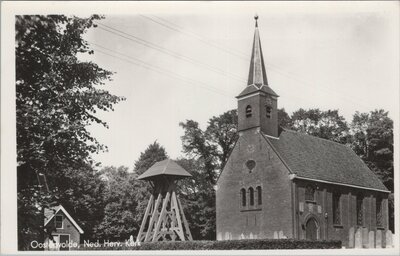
[171,191,185,240]
[137,182,193,242]
[178,196,193,241]
[144,193,162,242]
[152,192,171,242]
[136,194,153,242]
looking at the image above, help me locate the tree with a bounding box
[133,141,169,176]
[290,108,350,143]
[278,108,292,128]
[180,110,238,184]
[94,166,141,241]
[179,110,237,239]
[16,15,124,249]
[350,110,394,232]
[176,158,216,240]
[94,142,168,241]
[52,165,107,242]
[94,141,169,241]
[350,110,393,190]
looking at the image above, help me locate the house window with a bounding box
[376,197,383,227]
[266,106,272,118]
[246,105,252,118]
[241,188,246,207]
[55,215,63,229]
[333,193,341,225]
[257,186,262,205]
[305,185,315,202]
[249,187,254,206]
[356,195,364,226]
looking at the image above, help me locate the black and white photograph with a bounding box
[1,1,399,254]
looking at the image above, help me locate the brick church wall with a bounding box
[216,128,293,240]
[294,179,389,247]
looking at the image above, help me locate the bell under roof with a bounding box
[137,159,192,181]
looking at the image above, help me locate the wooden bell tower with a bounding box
[136,159,193,242]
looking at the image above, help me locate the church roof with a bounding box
[264,129,388,192]
[248,15,268,87]
[237,84,278,98]
[238,16,278,98]
[137,159,192,180]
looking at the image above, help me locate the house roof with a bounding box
[137,159,192,181]
[264,129,388,192]
[44,205,84,234]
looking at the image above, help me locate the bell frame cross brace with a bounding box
[136,159,193,242]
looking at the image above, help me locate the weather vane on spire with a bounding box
[254,14,259,27]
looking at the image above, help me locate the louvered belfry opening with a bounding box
[136,159,193,242]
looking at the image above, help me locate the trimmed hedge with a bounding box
[75,239,341,250]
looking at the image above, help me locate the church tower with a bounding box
[237,15,279,137]
[216,15,390,245]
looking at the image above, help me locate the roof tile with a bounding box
[265,129,388,191]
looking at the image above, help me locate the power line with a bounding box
[94,22,247,84]
[90,44,235,98]
[141,15,251,62]
[95,21,327,101]
[142,15,372,109]
[90,42,312,105]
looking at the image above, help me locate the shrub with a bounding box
[74,239,341,250]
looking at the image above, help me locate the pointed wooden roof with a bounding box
[137,159,192,180]
[247,15,268,88]
[238,15,278,99]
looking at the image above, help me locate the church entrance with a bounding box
[305,218,319,240]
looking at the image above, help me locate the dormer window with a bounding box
[246,105,252,117]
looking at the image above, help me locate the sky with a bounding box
[73,1,399,170]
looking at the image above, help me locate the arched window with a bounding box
[332,192,341,225]
[356,195,364,226]
[249,187,254,206]
[266,106,272,118]
[376,197,383,227]
[305,185,315,201]
[241,188,246,207]
[257,186,262,205]
[246,105,252,117]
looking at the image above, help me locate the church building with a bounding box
[216,16,389,247]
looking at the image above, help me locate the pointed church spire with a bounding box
[247,15,268,87]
